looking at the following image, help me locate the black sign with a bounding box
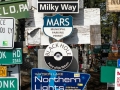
[38,3,78,13]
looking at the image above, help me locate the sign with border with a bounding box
[115,68,120,90]
[0,17,14,49]
[37,0,79,13]
[31,68,90,90]
[0,77,18,90]
[43,14,73,41]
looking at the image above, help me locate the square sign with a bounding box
[0,17,14,49]
[31,68,90,90]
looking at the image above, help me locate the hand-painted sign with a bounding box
[31,68,90,90]
[43,14,73,41]
[44,42,73,70]
[0,0,29,19]
[0,77,18,90]
[0,17,14,49]
[0,48,22,64]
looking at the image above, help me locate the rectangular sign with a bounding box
[0,0,29,19]
[38,3,78,13]
[106,60,117,67]
[25,10,43,46]
[106,0,120,12]
[117,59,120,68]
[0,66,7,77]
[0,48,22,64]
[115,68,120,90]
[0,77,18,90]
[90,25,101,45]
[31,68,90,90]
[0,17,14,49]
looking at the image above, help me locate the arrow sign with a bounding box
[31,68,90,90]
[43,14,73,41]
[117,59,120,68]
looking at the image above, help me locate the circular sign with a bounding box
[44,42,73,70]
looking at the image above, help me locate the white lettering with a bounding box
[9,6,16,13]
[10,80,15,88]
[3,7,8,15]
[19,4,24,12]
[0,52,6,59]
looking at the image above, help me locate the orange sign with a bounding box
[0,66,7,77]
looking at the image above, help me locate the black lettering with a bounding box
[0,19,6,25]
[111,0,120,5]
[0,27,5,33]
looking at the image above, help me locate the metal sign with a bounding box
[37,0,79,13]
[115,68,120,90]
[0,0,29,19]
[31,68,90,90]
[0,48,22,64]
[43,14,73,41]
[0,77,18,90]
[0,66,7,77]
[0,17,14,49]
[44,42,73,70]
[106,60,117,67]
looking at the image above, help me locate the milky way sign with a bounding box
[31,68,90,90]
[43,14,73,41]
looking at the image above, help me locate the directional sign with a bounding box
[0,0,29,19]
[43,14,73,41]
[0,17,14,49]
[117,59,120,68]
[0,77,18,90]
[0,48,22,65]
[0,66,7,77]
[31,68,90,90]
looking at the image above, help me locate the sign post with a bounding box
[0,17,15,49]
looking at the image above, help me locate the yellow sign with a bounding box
[0,66,7,77]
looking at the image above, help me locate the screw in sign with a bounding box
[43,14,73,41]
[0,17,15,49]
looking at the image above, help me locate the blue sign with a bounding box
[43,14,73,41]
[117,59,120,68]
[31,68,90,90]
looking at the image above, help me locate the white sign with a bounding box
[115,68,120,90]
[7,65,19,90]
[0,17,14,49]
[64,26,90,44]
[25,10,43,46]
[44,42,73,70]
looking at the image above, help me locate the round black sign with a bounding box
[44,42,73,70]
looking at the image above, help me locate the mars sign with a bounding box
[43,14,73,41]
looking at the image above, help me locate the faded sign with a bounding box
[64,26,90,44]
[106,0,120,12]
[90,25,101,45]
[25,10,43,46]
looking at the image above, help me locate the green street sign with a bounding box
[0,77,18,90]
[101,66,116,83]
[0,0,29,19]
[0,48,22,64]
[106,60,117,67]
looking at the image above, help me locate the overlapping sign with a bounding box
[43,14,73,41]
[31,68,90,90]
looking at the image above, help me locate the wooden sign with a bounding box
[90,25,101,45]
[106,0,120,12]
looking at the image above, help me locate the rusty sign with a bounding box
[0,66,7,77]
